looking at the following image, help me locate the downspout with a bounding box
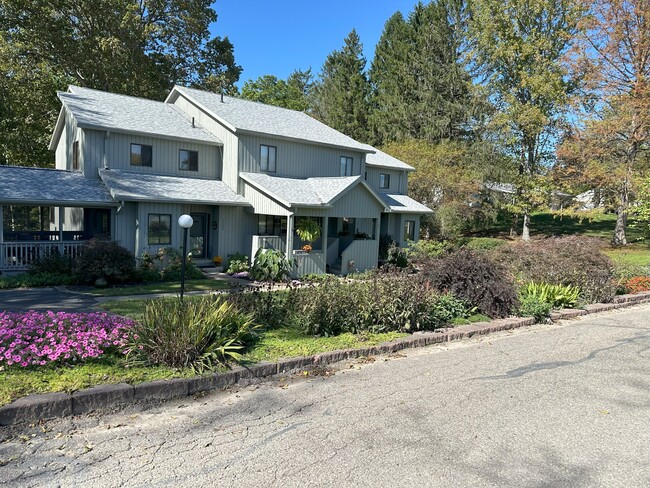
[103,131,110,169]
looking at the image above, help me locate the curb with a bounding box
[2,291,650,426]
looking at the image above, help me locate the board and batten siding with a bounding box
[82,130,221,180]
[55,109,80,172]
[112,202,138,254]
[238,133,367,183]
[365,168,407,195]
[170,94,240,192]
[217,206,258,259]
[328,185,384,219]
[242,182,290,216]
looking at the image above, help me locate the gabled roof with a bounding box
[240,172,387,210]
[365,149,415,172]
[167,86,374,153]
[379,193,434,214]
[99,169,249,206]
[50,86,222,150]
[0,166,115,207]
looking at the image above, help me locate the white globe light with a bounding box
[178,214,194,229]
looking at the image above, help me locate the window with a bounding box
[148,214,171,245]
[379,173,390,189]
[258,215,286,235]
[179,149,198,171]
[260,145,277,172]
[130,144,152,167]
[340,156,353,176]
[72,141,79,171]
[404,220,415,242]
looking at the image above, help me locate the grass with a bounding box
[0,357,192,406]
[604,244,650,267]
[85,279,232,296]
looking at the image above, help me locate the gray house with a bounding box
[0,85,431,275]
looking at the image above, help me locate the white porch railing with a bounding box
[0,241,85,271]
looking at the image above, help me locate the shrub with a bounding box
[406,239,449,262]
[158,248,204,281]
[28,251,73,275]
[228,283,305,330]
[73,239,136,284]
[125,297,260,372]
[378,234,394,262]
[490,236,615,303]
[623,276,650,294]
[612,263,650,294]
[0,272,73,289]
[385,243,408,269]
[462,237,507,252]
[521,282,581,309]
[421,248,518,318]
[0,311,133,367]
[518,295,552,322]
[226,252,249,274]
[251,248,292,282]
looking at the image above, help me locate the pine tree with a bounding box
[312,30,371,143]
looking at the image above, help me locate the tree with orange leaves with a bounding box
[558,0,650,245]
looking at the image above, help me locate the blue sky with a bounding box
[211,1,417,86]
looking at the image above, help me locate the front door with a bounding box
[189,213,207,258]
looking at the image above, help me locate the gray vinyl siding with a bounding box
[366,168,407,194]
[113,202,138,253]
[170,95,239,191]
[217,206,257,258]
[328,186,384,219]
[243,182,290,216]
[238,133,366,182]
[82,129,220,180]
[55,109,80,172]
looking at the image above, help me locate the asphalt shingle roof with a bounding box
[0,166,115,206]
[99,169,248,206]
[60,86,221,145]
[240,172,363,207]
[379,193,433,214]
[170,86,372,153]
[365,149,415,171]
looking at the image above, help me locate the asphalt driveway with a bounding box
[1,304,649,487]
[0,287,100,312]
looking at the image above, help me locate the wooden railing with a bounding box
[0,241,85,271]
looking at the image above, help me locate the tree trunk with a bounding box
[521,213,530,241]
[612,177,630,247]
[510,214,519,237]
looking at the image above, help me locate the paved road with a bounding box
[1,305,649,487]
[0,287,99,312]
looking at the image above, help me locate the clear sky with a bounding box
[211,1,418,86]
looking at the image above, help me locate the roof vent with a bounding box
[220,90,224,103]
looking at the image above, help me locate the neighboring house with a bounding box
[0,85,432,275]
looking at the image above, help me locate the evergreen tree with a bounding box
[312,30,371,143]
[241,68,313,111]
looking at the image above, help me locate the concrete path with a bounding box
[1,304,649,487]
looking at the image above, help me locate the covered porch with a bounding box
[0,166,116,272]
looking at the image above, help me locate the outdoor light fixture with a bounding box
[178,214,194,300]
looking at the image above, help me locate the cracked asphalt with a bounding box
[1,304,649,487]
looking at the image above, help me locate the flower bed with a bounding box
[0,311,134,367]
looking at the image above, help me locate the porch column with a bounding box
[58,206,64,253]
[0,204,4,244]
[285,213,294,259]
[321,216,328,263]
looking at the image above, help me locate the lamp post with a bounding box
[178,214,194,301]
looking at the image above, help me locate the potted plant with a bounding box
[296,218,321,252]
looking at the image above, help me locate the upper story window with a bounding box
[260,145,277,173]
[379,173,390,189]
[72,141,79,171]
[179,149,198,171]
[130,144,152,167]
[340,156,353,176]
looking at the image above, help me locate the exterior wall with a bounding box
[113,202,137,253]
[243,182,290,216]
[82,129,221,180]
[238,133,367,182]
[54,109,80,172]
[341,240,379,275]
[217,206,258,259]
[170,94,240,191]
[328,186,384,219]
[365,168,407,194]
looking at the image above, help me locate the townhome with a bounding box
[0,85,432,275]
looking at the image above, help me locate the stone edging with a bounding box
[2,291,649,426]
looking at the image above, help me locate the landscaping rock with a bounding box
[582,303,621,313]
[134,378,189,402]
[215,369,241,388]
[313,350,349,365]
[0,392,72,426]
[238,362,278,379]
[72,383,134,415]
[187,374,220,395]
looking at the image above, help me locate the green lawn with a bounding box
[86,279,232,297]
[604,245,650,267]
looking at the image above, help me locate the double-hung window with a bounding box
[148,214,171,245]
[379,173,390,189]
[179,149,198,171]
[340,156,353,176]
[260,145,277,172]
[130,144,152,167]
[404,220,415,242]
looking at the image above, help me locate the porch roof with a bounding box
[99,169,249,206]
[0,166,116,207]
[379,193,434,214]
[240,172,363,208]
